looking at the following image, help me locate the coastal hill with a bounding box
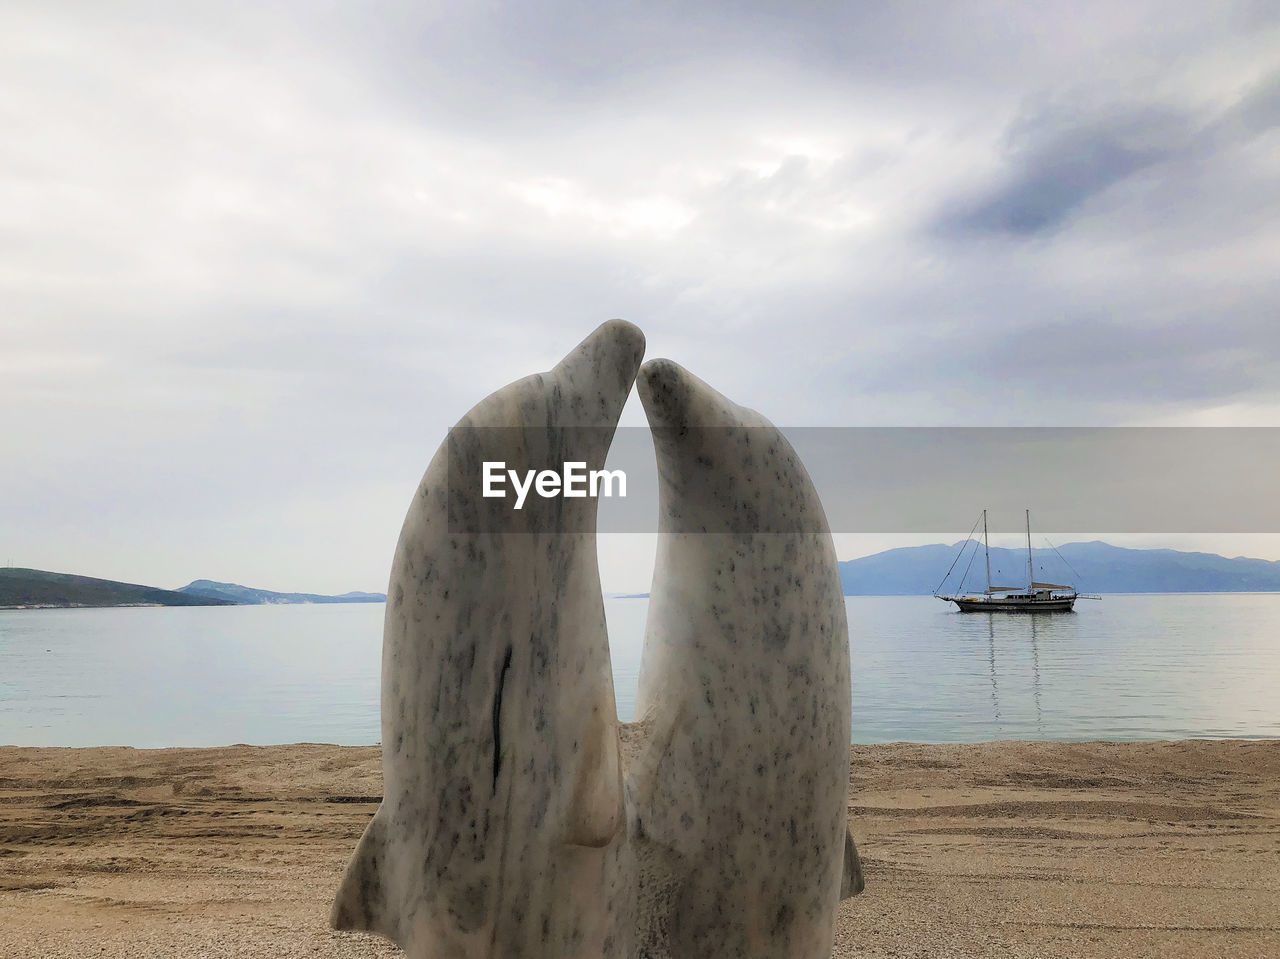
[0,569,233,609]
[0,569,386,609]
[9,541,1280,607]
[177,580,386,605]
[841,540,1280,595]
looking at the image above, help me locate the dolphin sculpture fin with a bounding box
[563,696,626,848]
[331,810,392,936]
[841,827,866,899]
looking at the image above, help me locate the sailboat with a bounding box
[936,510,1083,612]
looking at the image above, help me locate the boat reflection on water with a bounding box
[985,609,1047,735]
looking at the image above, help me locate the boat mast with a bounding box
[1025,509,1033,590]
[983,509,992,595]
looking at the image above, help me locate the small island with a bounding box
[0,569,386,610]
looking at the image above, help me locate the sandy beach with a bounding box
[1,741,1277,958]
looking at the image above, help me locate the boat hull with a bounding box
[949,597,1076,613]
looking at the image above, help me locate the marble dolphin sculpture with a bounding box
[332,326,862,958]
[626,358,860,958]
[331,320,645,957]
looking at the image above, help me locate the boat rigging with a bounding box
[935,510,1100,612]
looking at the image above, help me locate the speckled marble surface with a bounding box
[331,321,644,958]
[332,330,857,958]
[628,358,855,958]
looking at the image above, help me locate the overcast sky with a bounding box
[4,1,1279,594]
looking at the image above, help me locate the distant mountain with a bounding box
[0,569,234,609]
[176,580,386,605]
[840,541,1280,595]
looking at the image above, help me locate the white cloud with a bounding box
[3,1,1279,592]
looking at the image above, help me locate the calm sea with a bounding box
[1,595,1277,747]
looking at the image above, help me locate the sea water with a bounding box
[1,594,1277,747]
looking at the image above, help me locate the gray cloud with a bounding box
[933,66,1280,239]
[3,1,1280,591]
[934,102,1197,237]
